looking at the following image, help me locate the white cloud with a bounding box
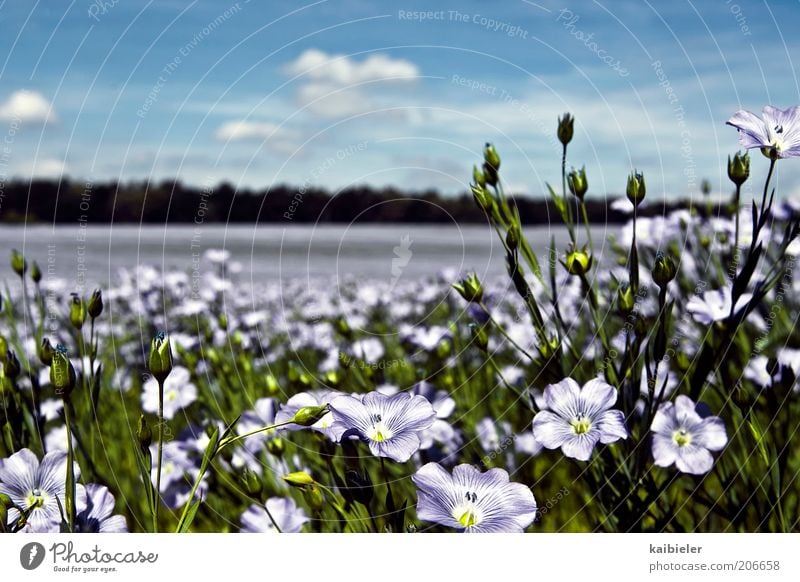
[18,158,66,178]
[0,90,57,123]
[295,83,373,119]
[215,120,284,142]
[284,49,419,86]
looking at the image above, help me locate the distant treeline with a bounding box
[0,179,710,224]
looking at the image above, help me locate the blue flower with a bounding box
[412,463,537,532]
[275,391,346,441]
[240,497,309,533]
[651,395,728,475]
[532,378,628,461]
[75,484,128,533]
[727,106,800,158]
[0,448,83,533]
[330,391,436,463]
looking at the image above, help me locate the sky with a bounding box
[1,0,800,203]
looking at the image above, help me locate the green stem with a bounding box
[154,378,164,531]
[580,202,594,252]
[63,403,76,531]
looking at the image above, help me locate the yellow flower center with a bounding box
[453,492,481,528]
[672,428,692,447]
[570,414,591,435]
[366,415,393,443]
[26,488,48,510]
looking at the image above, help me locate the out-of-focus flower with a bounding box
[75,484,128,532]
[412,463,537,532]
[726,105,800,159]
[330,391,436,463]
[651,395,728,475]
[141,366,197,419]
[686,287,752,325]
[744,355,773,388]
[0,448,84,533]
[532,378,628,461]
[240,497,308,533]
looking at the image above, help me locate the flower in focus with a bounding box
[532,378,628,461]
[0,448,84,533]
[240,497,308,533]
[275,391,345,441]
[74,484,128,532]
[141,365,197,420]
[686,287,752,325]
[650,395,728,475]
[726,105,800,159]
[412,463,537,532]
[330,391,436,462]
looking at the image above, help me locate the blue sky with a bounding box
[1,0,799,202]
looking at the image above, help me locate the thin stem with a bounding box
[218,419,295,452]
[479,302,537,363]
[580,202,594,251]
[154,378,164,531]
[733,183,741,260]
[63,403,76,531]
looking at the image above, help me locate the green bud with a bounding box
[137,414,152,455]
[265,374,279,394]
[617,283,635,315]
[324,370,340,387]
[240,468,262,497]
[50,344,77,399]
[10,249,26,277]
[472,164,486,188]
[471,184,493,214]
[435,339,451,359]
[727,151,750,186]
[483,143,501,171]
[3,350,21,380]
[87,289,103,319]
[38,337,55,366]
[30,261,42,285]
[452,272,484,303]
[557,113,574,146]
[567,166,588,201]
[69,294,86,330]
[303,484,324,512]
[148,332,173,383]
[538,335,560,360]
[266,437,285,458]
[0,336,6,357]
[290,405,329,427]
[218,312,228,331]
[565,245,592,276]
[283,471,316,488]
[0,492,11,532]
[701,179,711,196]
[652,252,677,287]
[506,224,520,251]
[469,323,489,352]
[626,171,646,207]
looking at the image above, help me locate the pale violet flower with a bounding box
[412,463,537,532]
[141,366,197,420]
[240,497,309,533]
[651,395,728,475]
[0,448,84,533]
[744,355,773,388]
[411,381,457,451]
[686,287,751,325]
[75,484,128,533]
[532,378,628,461]
[330,391,436,462]
[727,105,800,158]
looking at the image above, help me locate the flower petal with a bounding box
[595,409,628,443]
[580,378,618,416]
[543,377,581,418]
[727,109,768,149]
[532,411,571,449]
[694,416,728,451]
[561,433,599,461]
[329,395,372,437]
[0,448,39,498]
[675,444,714,474]
[651,434,678,467]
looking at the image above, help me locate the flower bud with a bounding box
[472,164,486,188]
[87,289,103,319]
[626,171,646,207]
[10,249,26,278]
[452,272,484,303]
[727,151,750,186]
[565,245,592,276]
[652,252,677,287]
[506,225,520,251]
[290,405,329,427]
[266,437,285,458]
[483,143,501,171]
[538,335,560,360]
[557,113,574,146]
[265,374,279,394]
[50,344,77,399]
[3,350,21,380]
[69,294,86,330]
[31,261,42,285]
[567,166,588,201]
[469,323,489,352]
[148,332,173,384]
[217,312,228,331]
[137,414,152,456]
[283,471,316,488]
[0,492,12,532]
[617,283,635,315]
[0,336,6,357]
[240,468,262,497]
[303,484,324,512]
[471,184,492,213]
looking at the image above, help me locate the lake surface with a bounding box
[0,224,617,290]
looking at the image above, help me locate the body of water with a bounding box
[0,224,617,290]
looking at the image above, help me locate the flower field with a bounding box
[1,108,799,533]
